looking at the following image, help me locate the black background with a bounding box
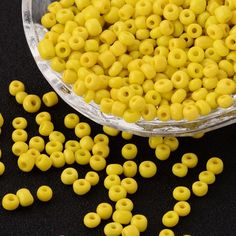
[0,1,236,236]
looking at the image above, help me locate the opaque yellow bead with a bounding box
[2,194,20,211]
[192,181,208,197]
[121,131,133,140]
[122,225,140,236]
[103,126,120,136]
[162,211,179,228]
[35,111,51,125]
[121,143,138,160]
[123,161,137,177]
[9,80,25,96]
[131,214,148,232]
[173,201,191,217]
[45,141,63,155]
[50,151,65,168]
[37,185,53,202]
[56,8,74,24]
[106,164,123,176]
[172,163,188,178]
[39,121,54,136]
[199,171,216,185]
[75,122,91,138]
[217,94,234,108]
[155,144,171,161]
[48,131,65,143]
[121,177,138,194]
[38,39,55,60]
[104,222,123,236]
[23,94,41,113]
[92,142,110,158]
[48,2,62,14]
[42,91,58,107]
[73,179,91,195]
[148,136,163,149]
[206,157,224,175]
[115,198,134,211]
[75,148,91,165]
[12,129,28,142]
[139,161,157,178]
[183,104,200,121]
[181,153,198,168]
[12,141,28,156]
[16,188,34,207]
[109,185,127,202]
[173,186,191,201]
[61,167,78,185]
[29,136,45,152]
[12,117,27,130]
[104,174,121,189]
[159,229,175,236]
[36,154,52,171]
[0,162,5,175]
[113,210,132,225]
[85,171,99,186]
[214,6,232,24]
[96,202,113,220]
[90,155,106,171]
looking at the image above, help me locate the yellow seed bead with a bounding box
[45,141,63,156]
[23,94,41,113]
[12,141,28,156]
[79,136,94,151]
[155,144,171,161]
[148,136,163,149]
[215,6,232,24]
[159,229,175,236]
[0,162,5,175]
[35,111,51,125]
[103,126,120,136]
[123,161,137,178]
[96,202,113,220]
[9,80,25,96]
[48,131,65,143]
[26,148,40,159]
[37,185,53,202]
[2,194,20,211]
[121,143,138,160]
[65,140,80,152]
[104,175,121,189]
[206,157,224,175]
[50,151,65,168]
[115,198,134,211]
[75,149,91,165]
[122,225,139,236]
[29,136,45,152]
[163,137,179,151]
[92,142,110,158]
[181,153,198,168]
[61,167,78,185]
[198,171,216,185]
[104,222,123,236]
[131,214,148,233]
[16,188,34,207]
[106,164,123,176]
[183,104,199,121]
[75,122,91,138]
[85,171,99,186]
[173,186,191,201]
[90,155,106,171]
[109,185,127,202]
[94,133,109,144]
[139,161,157,178]
[73,179,91,195]
[192,181,208,197]
[83,212,101,228]
[162,211,179,228]
[217,94,234,108]
[121,178,138,194]
[36,154,52,171]
[12,129,28,142]
[39,121,54,136]
[12,117,27,130]
[64,113,79,129]
[42,91,58,107]
[173,201,191,217]
[38,39,56,60]
[113,210,132,225]
[172,163,188,178]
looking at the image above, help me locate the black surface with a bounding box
[0,1,236,236]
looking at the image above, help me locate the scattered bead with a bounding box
[84,212,101,228]
[42,91,59,107]
[12,117,27,130]
[131,214,148,232]
[121,177,138,194]
[104,222,123,236]
[173,186,191,201]
[37,185,53,202]
[2,193,20,211]
[206,157,224,175]
[106,164,123,176]
[109,185,127,202]
[173,201,191,217]
[73,179,91,195]
[162,211,179,228]
[172,163,188,178]
[139,161,157,178]
[192,181,208,197]
[121,143,138,160]
[159,229,175,236]
[122,225,140,236]
[96,202,113,220]
[16,188,34,207]
[61,167,78,185]
[113,210,132,225]
[181,153,198,168]
[198,171,216,184]
[115,198,134,211]
[85,171,99,186]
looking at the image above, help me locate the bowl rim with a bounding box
[21,0,236,137]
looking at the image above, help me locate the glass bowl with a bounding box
[22,0,236,137]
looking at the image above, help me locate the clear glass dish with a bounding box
[22,0,236,137]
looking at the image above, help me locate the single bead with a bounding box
[65,140,80,152]
[159,229,175,236]
[90,155,106,171]
[42,91,58,107]
[16,188,34,207]
[12,141,28,156]
[148,137,163,149]
[49,131,65,143]
[75,122,91,138]
[73,179,91,195]
[50,151,65,168]
[104,222,123,236]
[173,186,191,201]
[121,178,138,194]
[61,167,78,185]
[192,181,208,197]
[15,91,28,104]
[39,121,54,136]
[139,161,157,178]
[36,154,52,171]
[115,198,134,211]
[198,171,216,184]
[123,161,137,177]
[121,143,138,160]
[155,144,171,161]
[37,185,53,202]
[9,80,25,96]
[131,214,148,232]
[104,174,121,189]
[75,148,91,165]
[109,185,127,202]
[122,225,140,236]
[206,157,224,175]
[163,137,179,151]
[94,133,109,145]
[162,211,179,228]
[106,164,123,176]
[12,117,27,129]
[181,153,198,168]
[46,141,63,155]
[23,95,41,113]
[173,201,191,217]
[12,129,28,142]
[172,163,188,178]
[92,142,110,158]
[85,171,99,186]
[103,126,120,136]
[96,202,113,220]
[113,210,132,225]
[35,111,51,125]
[29,136,45,152]
[2,193,20,211]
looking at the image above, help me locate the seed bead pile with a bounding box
[38,0,236,123]
[0,79,226,236]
